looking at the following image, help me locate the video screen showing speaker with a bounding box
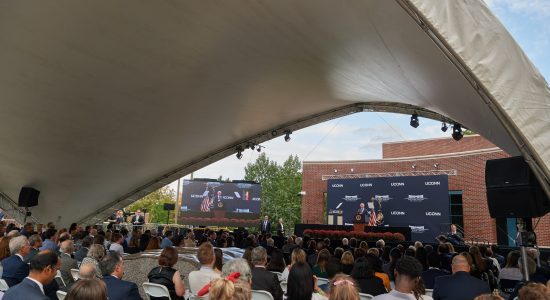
[18,187,40,207]
[486,156,550,218]
[179,180,262,226]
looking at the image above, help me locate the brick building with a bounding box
[301,135,550,246]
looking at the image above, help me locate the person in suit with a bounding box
[260,216,271,235]
[2,235,30,287]
[24,234,42,263]
[59,240,79,286]
[100,252,142,300]
[251,246,283,300]
[276,218,285,236]
[131,210,145,226]
[432,254,491,300]
[421,251,450,289]
[357,202,367,215]
[188,242,221,294]
[74,236,93,263]
[3,250,60,300]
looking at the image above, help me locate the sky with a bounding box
[171,0,550,187]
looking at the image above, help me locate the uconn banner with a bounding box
[327,175,449,242]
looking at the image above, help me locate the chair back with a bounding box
[424,288,433,297]
[0,279,9,292]
[359,293,373,300]
[143,282,172,300]
[189,295,209,300]
[70,268,80,281]
[280,281,287,293]
[56,270,66,286]
[56,290,67,300]
[252,290,274,300]
[271,271,283,281]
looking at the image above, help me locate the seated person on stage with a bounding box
[131,210,144,226]
[147,246,186,300]
[188,242,221,294]
[432,253,490,300]
[372,256,425,300]
[101,252,142,300]
[447,224,464,245]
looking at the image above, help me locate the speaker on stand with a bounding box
[18,187,40,222]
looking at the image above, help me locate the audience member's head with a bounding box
[0,236,12,260]
[159,246,178,268]
[426,251,441,268]
[326,257,342,280]
[87,244,106,261]
[394,256,424,299]
[354,248,366,260]
[316,248,331,271]
[351,257,374,279]
[359,241,368,251]
[328,274,359,300]
[367,248,379,258]
[334,247,344,259]
[452,254,471,273]
[505,250,521,268]
[29,234,42,249]
[79,263,98,280]
[518,255,537,277]
[251,246,268,266]
[267,249,286,272]
[376,239,385,249]
[60,240,74,254]
[287,262,314,300]
[214,248,223,272]
[197,242,215,266]
[209,277,252,300]
[66,279,108,300]
[100,252,123,277]
[474,294,505,300]
[342,238,349,246]
[341,251,354,266]
[9,235,30,256]
[290,248,306,266]
[519,282,550,300]
[221,258,252,283]
[29,250,60,285]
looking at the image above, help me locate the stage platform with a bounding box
[294,224,412,241]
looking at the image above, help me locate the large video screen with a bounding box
[326,175,449,242]
[179,180,262,227]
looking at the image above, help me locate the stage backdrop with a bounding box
[179,180,261,227]
[326,175,449,242]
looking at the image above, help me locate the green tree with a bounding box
[245,153,302,233]
[126,186,176,223]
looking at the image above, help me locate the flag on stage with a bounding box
[201,196,212,212]
[368,210,377,226]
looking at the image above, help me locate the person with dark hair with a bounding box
[372,256,425,300]
[75,236,94,263]
[160,231,174,249]
[421,251,449,289]
[267,248,286,273]
[499,250,522,281]
[490,245,505,268]
[365,253,391,292]
[66,279,108,300]
[469,246,497,290]
[139,230,152,251]
[24,234,42,263]
[432,253,490,300]
[287,261,326,300]
[3,250,60,300]
[317,257,343,292]
[350,257,386,296]
[147,247,185,300]
[415,247,428,271]
[39,228,58,251]
[214,248,223,272]
[383,248,402,282]
[100,252,142,300]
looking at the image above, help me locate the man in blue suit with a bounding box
[421,252,450,289]
[100,252,142,300]
[432,254,491,300]
[3,250,60,300]
[2,235,31,287]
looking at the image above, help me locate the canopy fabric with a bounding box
[0,0,547,226]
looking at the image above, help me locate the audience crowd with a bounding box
[0,219,550,300]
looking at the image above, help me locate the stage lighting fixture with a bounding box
[257,147,261,152]
[441,122,448,132]
[452,123,463,141]
[284,130,292,142]
[236,147,244,159]
[271,130,278,137]
[410,113,419,128]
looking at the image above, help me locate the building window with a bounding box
[449,190,464,230]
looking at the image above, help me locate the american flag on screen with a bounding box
[200,197,212,212]
[367,210,377,226]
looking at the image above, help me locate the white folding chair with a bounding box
[143,282,172,300]
[359,293,374,300]
[280,281,287,293]
[252,290,274,300]
[56,270,66,286]
[189,295,208,300]
[424,289,433,297]
[271,271,283,281]
[56,290,67,300]
[316,277,329,286]
[70,268,80,281]
[0,279,9,292]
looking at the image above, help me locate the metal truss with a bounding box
[322,169,457,180]
[0,192,40,225]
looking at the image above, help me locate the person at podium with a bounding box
[357,202,367,215]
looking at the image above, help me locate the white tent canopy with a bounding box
[0,0,548,226]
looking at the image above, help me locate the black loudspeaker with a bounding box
[163,203,175,211]
[18,187,40,207]
[486,156,550,218]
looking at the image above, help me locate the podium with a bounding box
[328,209,343,225]
[353,213,366,232]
